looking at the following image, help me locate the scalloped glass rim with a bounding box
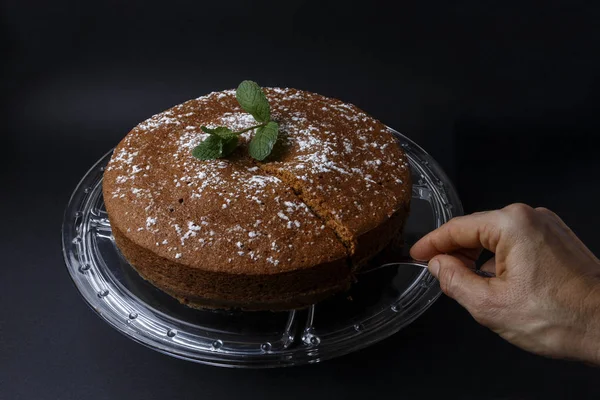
[62,128,463,368]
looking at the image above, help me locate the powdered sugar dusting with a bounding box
[105,87,408,269]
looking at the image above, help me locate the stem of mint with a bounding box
[233,123,267,135]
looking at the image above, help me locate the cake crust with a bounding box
[103,88,412,310]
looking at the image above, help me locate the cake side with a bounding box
[112,225,351,310]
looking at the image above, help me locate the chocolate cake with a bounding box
[102,87,412,310]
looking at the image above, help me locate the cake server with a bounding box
[360,258,496,278]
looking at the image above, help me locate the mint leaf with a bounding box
[248,121,278,161]
[221,135,239,157]
[236,80,270,123]
[192,134,223,160]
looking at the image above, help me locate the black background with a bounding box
[1,0,599,399]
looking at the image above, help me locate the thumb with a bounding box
[429,254,491,310]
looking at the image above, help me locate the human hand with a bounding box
[410,203,600,364]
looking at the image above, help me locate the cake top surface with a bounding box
[103,88,411,274]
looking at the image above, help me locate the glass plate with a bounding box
[62,128,462,368]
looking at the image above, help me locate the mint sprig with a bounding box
[192,80,279,161]
[191,134,227,160]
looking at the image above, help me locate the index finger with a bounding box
[410,211,502,261]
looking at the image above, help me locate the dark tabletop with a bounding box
[2,1,599,399]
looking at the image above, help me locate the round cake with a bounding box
[103,87,412,310]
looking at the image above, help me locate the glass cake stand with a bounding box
[62,128,462,368]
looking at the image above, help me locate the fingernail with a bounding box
[428,259,440,277]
